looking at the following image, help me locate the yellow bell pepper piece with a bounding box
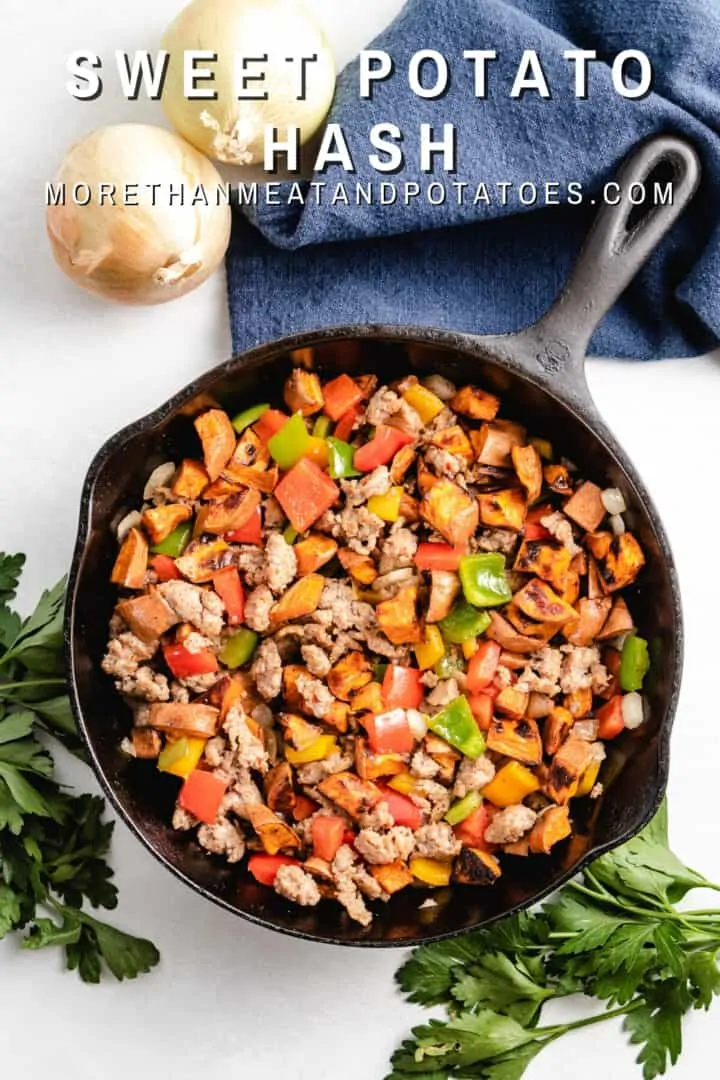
[482,761,540,808]
[577,757,603,797]
[387,771,417,796]
[410,856,453,887]
[413,625,445,671]
[462,637,478,659]
[367,486,404,523]
[158,737,206,779]
[304,436,329,468]
[402,384,446,424]
[285,734,337,765]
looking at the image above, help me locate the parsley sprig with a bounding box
[0,553,159,982]
[390,803,720,1080]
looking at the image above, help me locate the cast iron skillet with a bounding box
[67,134,699,946]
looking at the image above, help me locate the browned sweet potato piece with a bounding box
[264,762,296,816]
[514,538,572,592]
[356,372,378,398]
[175,539,231,583]
[202,478,242,500]
[283,370,324,416]
[351,682,384,714]
[377,585,422,645]
[597,596,635,640]
[505,604,557,642]
[303,856,334,882]
[269,574,325,627]
[479,489,527,532]
[564,597,611,646]
[421,480,479,545]
[328,652,373,701]
[131,728,162,759]
[146,702,220,738]
[246,804,300,854]
[494,686,530,720]
[430,425,474,462]
[544,464,573,495]
[513,578,578,625]
[487,717,542,765]
[371,860,414,894]
[280,712,322,750]
[317,771,382,819]
[390,445,417,483]
[503,839,531,857]
[282,667,308,713]
[416,459,441,494]
[586,556,605,600]
[194,409,236,481]
[511,445,543,504]
[570,550,587,576]
[338,549,378,585]
[564,481,606,532]
[172,458,209,499]
[426,570,461,624]
[557,571,580,607]
[294,534,337,575]
[222,463,279,494]
[529,806,572,854]
[229,427,271,471]
[433,752,459,784]
[543,706,575,756]
[453,847,502,884]
[545,738,595,805]
[471,421,525,467]
[198,488,261,535]
[213,671,261,719]
[450,385,501,421]
[111,527,148,590]
[399,492,420,523]
[355,737,406,781]
[141,504,192,544]
[600,533,646,592]
[324,700,350,734]
[563,687,592,718]
[586,531,613,560]
[116,591,178,643]
[485,610,543,654]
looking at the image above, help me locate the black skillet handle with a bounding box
[476,135,701,407]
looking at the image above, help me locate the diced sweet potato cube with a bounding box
[416,460,441,494]
[141,503,192,545]
[246,804,300,854]
[264,762,296,816]
[399,492,420,523]
[570,550,587,576]
[338,549,378,585]
[487,717,542,765]
[323,700,350,733]
[198,488,261,535]
[450,385,501,421]
[586,556,605,600]
[485,610,543,654]
[116,590,178,643]
[146,702,220,738]
[586,532,613,560]
[131,728,162,759]
[222,463,279,493]
[280,712,322,750]
[376,585,422,645]
[564,597,611,646]
[303,855,334,882]
[370,860,414,894]
[503,839,530,857]
[564,481,606,532]
[172,458,209,499]
[327,652,373,701]
[421,480,479,546]
[294,534,337,575]
[597,596,635,640]
[453,847,502,884]
[390,445,416,483]
[269,574,325,627]
[545,738,595,805]
[514,538,572,592]
[494,686,529,720]
[217,671,261,719]
[600,533,646,593]
[317,771,382,819]
[544,464,573,495]
[429,425,474,462]
[563,687,592,718]
[194,409,236,481]
[230,428,271,472]
[355,737,406,781]
[505,604,557,642]
[426,570,461,624]
[282,667,309,713]
[470,422,524,467]
[557,571,580,607]
[284,369,324,416]
[111,527,148,590]
[529,806,571,854]
[202,478,242,500]
[479,489,527,532]
[351,682,384,714]
[543,706,575,756]
[511,445,543,503]
[513,578,578,625]
[175,539,230,583]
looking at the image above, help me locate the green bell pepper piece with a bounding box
[283,525,299,545]
[620,634,650,692]
[445,790,483,826]
[433,651,465,679]
[439,600,492,644]
[231,403,270,434]
[219,629,259,669]
[459,553,513,608]
[150,521,193,557]
[326,437,360,479]
[158,737,189,772]
[427,696,486,759]
[268,413,310,470]
[312,415,332,439]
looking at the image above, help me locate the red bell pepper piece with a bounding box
[454,802,496,851]
[524,522,551,540]
[381,665,424,711]
[365,709,415,755]
[274,457,339,533]
[353,425,415,473]
[248,854,301,886]
[291,795,319,822]
[178,770,228,824]
[342,829,357,848]
[467,692,494,731]
[322,374,364,421]
[466,641,502,693]
[311,814,346,862]
[414,542,468,572]
[254,409,290,444]
[224,506,263,546]
[163,643,219,680]
[378,786,422,830]
[212,566,245,625]
[597,695,625,740]
[333,404,362,443]
[150,554,182,581]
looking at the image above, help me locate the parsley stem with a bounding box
[0,678,66,692]
[567,880,681,923]
[542,1000,644,1041]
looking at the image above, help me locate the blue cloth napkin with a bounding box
[226,0,720,359]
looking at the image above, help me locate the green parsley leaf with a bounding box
[452,953,554,1025]
[0,553,25,604]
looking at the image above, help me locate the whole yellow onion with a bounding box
[46,124,231,305]
[161,0,336,166]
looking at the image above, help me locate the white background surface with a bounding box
[2,1,719,1077]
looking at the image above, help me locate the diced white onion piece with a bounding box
[610,514,626,536]
[143,461,176,500]
[120,737,136,757]
[116,509,142,542]
[406,709,428,740]
[601,487,627,515]
[622,692,645,730]
[574,718,599,741]
[527,692,554,719]
[606,633,630,651]
[421,374,456,401]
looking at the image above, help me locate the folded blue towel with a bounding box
[226,0,720,359]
